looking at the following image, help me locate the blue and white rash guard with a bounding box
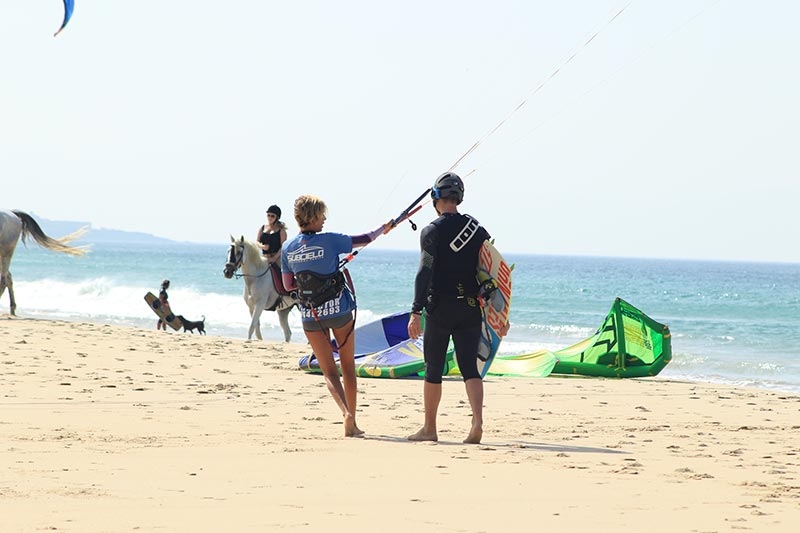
[282,232,355,323]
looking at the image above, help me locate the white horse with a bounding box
[222,235,298,342]
[0,209,88,315]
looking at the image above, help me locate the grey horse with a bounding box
[223,235,298,342]
[0,210,87,315]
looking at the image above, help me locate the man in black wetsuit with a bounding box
[407,172,507,444]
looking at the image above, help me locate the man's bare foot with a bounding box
[407,427,438,442]
[463,425,482,444]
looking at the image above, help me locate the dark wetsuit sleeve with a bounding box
[411,224,437,314]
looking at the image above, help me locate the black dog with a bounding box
[177,315,206,335]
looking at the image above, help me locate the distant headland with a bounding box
[35,214,175,245]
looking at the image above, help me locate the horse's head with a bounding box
[223,235,245,279]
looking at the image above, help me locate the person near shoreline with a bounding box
[156,279,172,331]
[281,194,391,438]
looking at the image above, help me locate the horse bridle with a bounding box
[223,242,269,280]
[223,243,243,279]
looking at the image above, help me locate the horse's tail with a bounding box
[12,210,89,256]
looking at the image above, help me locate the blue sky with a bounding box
[4,1,798,262]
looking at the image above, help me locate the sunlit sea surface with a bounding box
[8,242,800,394]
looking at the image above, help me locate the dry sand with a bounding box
[1,316,799,532]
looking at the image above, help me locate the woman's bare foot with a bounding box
[463,425,482,444]
[344,415,364,438]
[345,426,365,438]
[407,427,438,442]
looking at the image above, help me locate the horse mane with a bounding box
[239,237,269,271]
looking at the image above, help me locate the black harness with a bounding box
[297,264,357,348]
[294,269,347,309]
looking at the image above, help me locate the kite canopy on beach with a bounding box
[54,0,75,36]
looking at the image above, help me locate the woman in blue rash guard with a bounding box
[281,194,391,438]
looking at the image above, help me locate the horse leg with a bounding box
[250,303,265,341]
[6,271,14,316]
[0,262,14,315]
[0,272,7,314]
[277,305,292,342]
[246,282,268,341]
[243,286,260,340]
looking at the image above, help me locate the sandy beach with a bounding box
[1,316,798,532]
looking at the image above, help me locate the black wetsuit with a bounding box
[411,212,490,383]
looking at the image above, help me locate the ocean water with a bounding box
[5,241,800,394]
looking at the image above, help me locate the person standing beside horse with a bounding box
[281,195,391,438]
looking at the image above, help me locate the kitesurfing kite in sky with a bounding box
[54,0,74,36]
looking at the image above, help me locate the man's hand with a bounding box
[408,313,423,339]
